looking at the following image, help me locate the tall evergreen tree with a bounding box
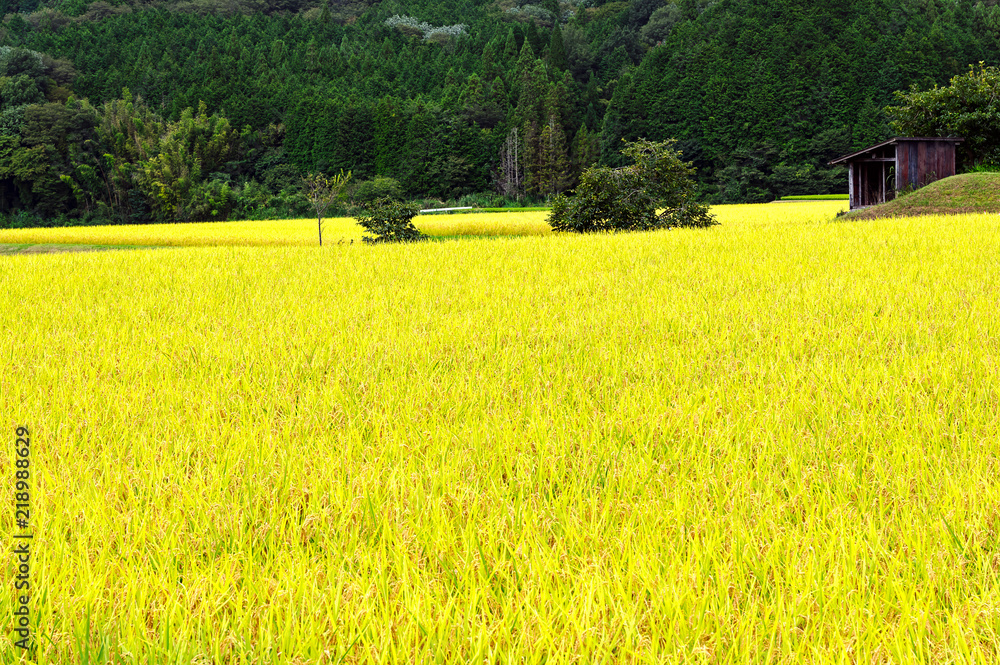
[549,23,568,72]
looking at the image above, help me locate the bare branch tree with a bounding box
[495,127,523,199]
[303,170,352,246]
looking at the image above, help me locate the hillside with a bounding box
[846,173,1000,220]
[0,0,998,224]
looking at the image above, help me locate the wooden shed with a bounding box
[829,137,963,210]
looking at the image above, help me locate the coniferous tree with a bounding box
[549,23,568,73]
[525,21,544,56]
[502,28,519,63]
[570,124,599,187]
[538,116,571,196]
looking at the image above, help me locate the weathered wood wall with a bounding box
[895,140,957,191]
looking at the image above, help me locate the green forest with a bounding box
[0,0,997,225]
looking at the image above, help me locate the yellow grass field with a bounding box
[4,201,1000,663]
[0,201,842,247]
[0,211,554,247]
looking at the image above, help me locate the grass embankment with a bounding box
[848,172,1000,219]
[5,201,1000,662]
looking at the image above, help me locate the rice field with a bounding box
[0,201,841,247]
[0,211,553,247]
[4,201,1000,663]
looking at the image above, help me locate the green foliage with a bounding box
[548,138,716,232]
[351,176,403,204]
[548,24,568,72]
[964,162,1000,174]
[0,74,45,107]
[885,63,1000,170]
[527,117,571,196]
[234,180,311,220]
[94,90,164,222]
[355,197,425,244]
[132,102,241,222]
[0,0,997,224]
[0,104,28,136]
[603,0,1000,201]
[639,4,682,45]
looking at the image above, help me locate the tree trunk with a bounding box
[318,215,323,246]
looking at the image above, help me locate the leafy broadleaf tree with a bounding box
[885,63,1000,169]
[548,138,717,232]
[133,102,241,223]
[355,197,425,244]
[303,169,351,246]
[350,176,403,205]
[94,90,163,222]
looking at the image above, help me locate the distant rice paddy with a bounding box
[0,201,844,247]
[0,211,551,247]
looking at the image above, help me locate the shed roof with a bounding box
[829,137,963,165]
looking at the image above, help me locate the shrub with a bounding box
[548,138,717,233]
[355,197,426,244]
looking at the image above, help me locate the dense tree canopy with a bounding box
[0,0,995,224]
[886,63,1000,169]
[601,0,1000,201]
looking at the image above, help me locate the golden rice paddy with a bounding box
[0,201,841,247]
[3,201,1000,663]
[0,211,552,247]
